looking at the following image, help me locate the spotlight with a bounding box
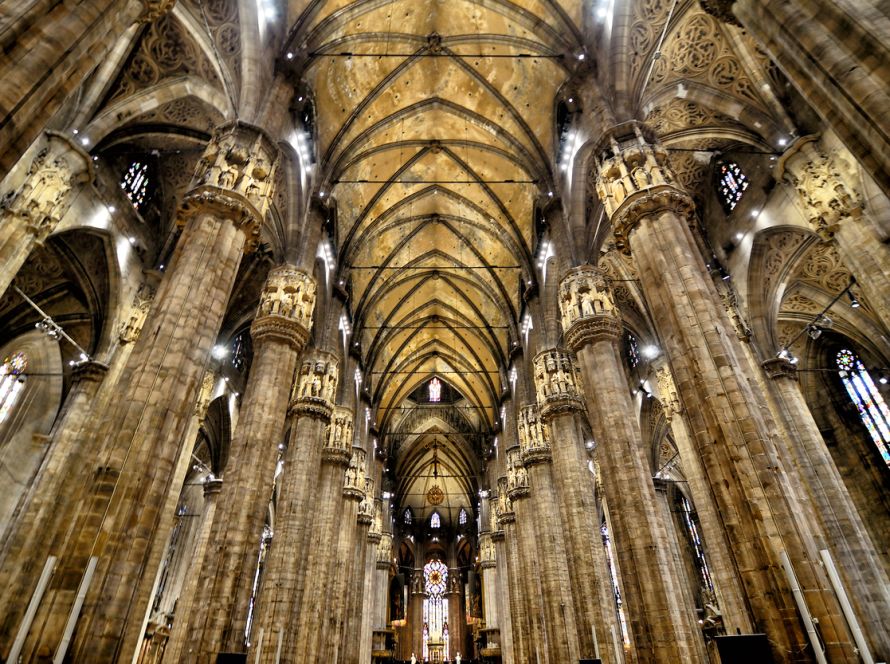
[847,291,861,308]
[212,345,229,359]
[807,325,822,340]
[879,375,888,385]
[641,344,660,360]
[585,440,596,451]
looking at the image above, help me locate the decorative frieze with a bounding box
[559,266,623,350]
[479,533,496,569]
[591,121,694,249]
[778,135,863,240]
[181,123,280,252]
[290,351,338,419]
[533,348,584,418]
[505,447,530,500]
[120,283,157,344]
[0,134,91,242]
[251,265,316,350]
[324,406,354,464]
[495,478,514,525]
[517,404,551,465]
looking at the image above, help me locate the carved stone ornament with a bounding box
[180,122,280,253]
[654,364,682,422]
[559,265,623,350]
[120,282,157,343]
[368,498,383,541]
[495,477,515,525]
[761,357,799,382]
[533,348,584,418]
[517,404,551,465]
[376,532,393,569]
[71,360,109,385]
[505,446,530,500]
[325,406,355,465]
[139,0,177,22]
[778,135,863,241]
[592,122,694,251]
[251,265,316,350]
[0,133,91,242]
[487,496,504,539]
[479,533,496,569]
[194,370,217,422]
[290,351,338,419]
[342,446,366,491]
[358,477,375,524]
[698,0,742,26]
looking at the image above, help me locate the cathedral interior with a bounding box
[1,0,889,663]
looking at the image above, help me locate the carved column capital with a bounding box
[180,122,280,253]
[517,404,551,465]
[289,351,338,419]
[120,283,157,344]
[559,265,623,350]
[252,266,316,350]
[699,0,741,26]
[376,532,393,569]
[505,447,530,500]
[777,135,863,241]
[1,133,92,242]
[761,357,799,382]
[367,498,383,538]
[495,478,515,525]
[72,360,109,385]
[533,348,584,418]
[325,406,355,465]
[479,533,497,569]
[139,0,177,22]
[487,496,504,540]
[202,477,223,498]
[592,121,694,251]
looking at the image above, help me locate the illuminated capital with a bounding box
[252,266,316,350]
[181,122,280,252]
[533,348,583,418]
[289,351,338,419]
[559,265,623,350]
[517,404,551,465]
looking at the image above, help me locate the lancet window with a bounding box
[679,495,714,593]
[430,512,441,529]
[422,559,449,661]
[716,161,749,212]
[601,520,630,646]
[624,332,640,369]
[0,352,27,424]
[836,349,890,466]
[428,377,442,403]
[458,507,467,526]
[120,161,150,212]
[403,507,413,525]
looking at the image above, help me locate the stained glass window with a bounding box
[601,520,630,646]
[458,507,467,526]
[423,559,450,660]
[121,161,149,212]
[679,495,714,592]
[430,512,441,529]
[429,377,442,403]
[836,349,890,466]
[244,524,274,645]
[0,352,27,424]
[716,161,749,212]
[625,332,640,369]
[403,507,412,525]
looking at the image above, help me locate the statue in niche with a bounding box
[579,287,595,317]
[311,375,321,397]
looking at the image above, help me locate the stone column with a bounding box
[180,265,315,661]
[0,1,173,176]
[359,500,384,664]
[496,476,530,664]
[512,416,582,664]
[488,498,514,663]
[558,269,703,664]
[763,357,890,656]
[0,133,91,297]
[0,360,107,646]
[593,121,857,662]
[7,121,279,664]
[652,362,753,635]
[247,361,339,664]
[778,135,890,329]
[701,0,890,198]
[479,533,498,630]
[532,348,626,664]
[162,477,224,663]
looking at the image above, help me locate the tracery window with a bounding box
[716,161,749,212]
[458,507,467,526]
[0,352,27,424]
[625,332,640,369]
[428,377,442,403]
[601,520,630,646]
[836,349,890,466]
[422,559,450,661]
[430,512,441,529]
[120,161,149,212]
[245,524,274,645]
[679,495,714,593]
[403,507,413,525]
